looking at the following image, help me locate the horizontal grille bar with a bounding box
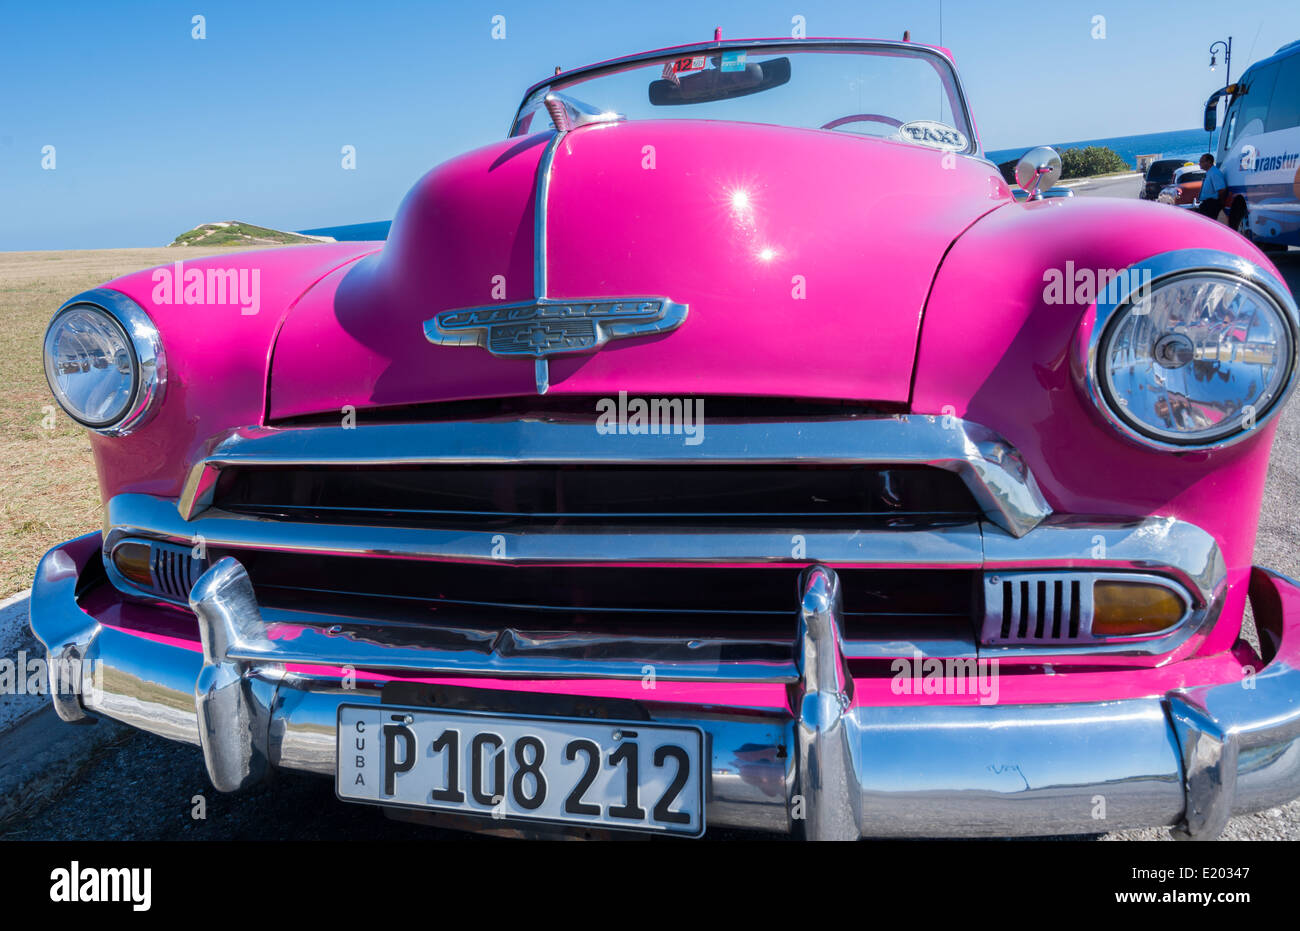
[213,463,980,524]
[103,493,1226,662]
[247,577,978,666]
[111,493,985,568]
[234,555,977,619]
[179,416,1054,537]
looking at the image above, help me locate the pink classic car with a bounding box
[30,36,1300,840]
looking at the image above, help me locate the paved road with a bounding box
[1064,172,1143,199]
[3,190,1298,842]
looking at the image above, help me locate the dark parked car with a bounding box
[1141,158,1192,200]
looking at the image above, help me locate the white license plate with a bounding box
[336,704,705,836]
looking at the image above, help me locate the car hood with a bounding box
[268,120,1011,419]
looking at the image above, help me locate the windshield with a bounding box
[511,43,975,154]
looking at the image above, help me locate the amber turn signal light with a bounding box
[1091,580,1186,636]
[111,541,153,587]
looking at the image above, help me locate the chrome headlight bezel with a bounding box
[1078,248,1300,451]
[43,288,166,436]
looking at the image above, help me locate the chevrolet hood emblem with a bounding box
[424,297,688,394]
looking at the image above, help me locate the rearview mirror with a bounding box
[649,57,791,106]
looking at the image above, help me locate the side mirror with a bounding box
[1203,84,1236,133]
[1014,146,1063,201]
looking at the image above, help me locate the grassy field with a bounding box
[0,247,269,598]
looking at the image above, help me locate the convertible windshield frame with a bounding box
[508,37,980,156]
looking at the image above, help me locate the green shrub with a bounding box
[1058,146,1129,179]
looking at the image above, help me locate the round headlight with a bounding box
[42,290,165,434]
[1083,250,1299,449]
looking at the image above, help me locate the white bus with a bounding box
[1204,39,1300,250]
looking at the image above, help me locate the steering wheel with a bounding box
[821,113,904,131]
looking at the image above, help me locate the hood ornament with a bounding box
[424,297,688,394]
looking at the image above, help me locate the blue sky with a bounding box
[3,0,1299,250]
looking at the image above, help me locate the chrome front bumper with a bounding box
[30,532,1300,839]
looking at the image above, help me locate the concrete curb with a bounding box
[0,706,126,826]
[0,588,133,827]
[0,591,45,735]
[0,589,31,610]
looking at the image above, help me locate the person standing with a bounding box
[1196,153,1228,220]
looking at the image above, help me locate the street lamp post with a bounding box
[1209,37,1233,87]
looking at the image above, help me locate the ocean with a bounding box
[299,128,1217,242]
[299,219,392,242]
[986,127,1215,169]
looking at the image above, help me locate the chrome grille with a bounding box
[96,416,1227,670]
[201,460,984,658]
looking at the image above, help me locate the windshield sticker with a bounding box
[720,50,747,72]
[669,56,706,73]
[898,120,968,151]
